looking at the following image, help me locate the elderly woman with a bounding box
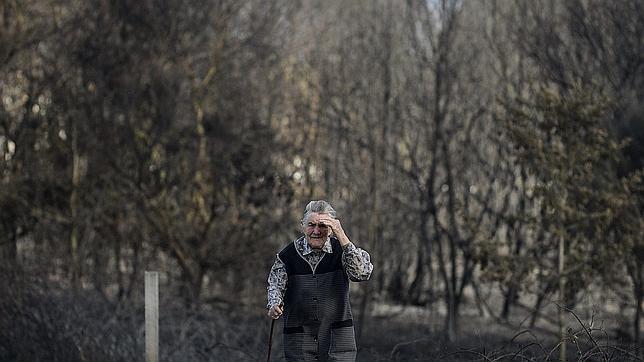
[267,200,373,361]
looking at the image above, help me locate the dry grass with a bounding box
[1,269,641,361]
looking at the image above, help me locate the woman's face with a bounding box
[303,212,331,249]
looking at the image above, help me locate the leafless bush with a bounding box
[384,306,643,361]
[0,266,275,361]
[0,266,141,361]
[156,303,272,362]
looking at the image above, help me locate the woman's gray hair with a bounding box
[302,200,337,223]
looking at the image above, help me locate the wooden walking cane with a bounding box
[267,318,276,362]
[267,303,282,362]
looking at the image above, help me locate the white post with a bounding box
[145,271,159,362]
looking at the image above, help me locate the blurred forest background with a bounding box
[1,0,643,360]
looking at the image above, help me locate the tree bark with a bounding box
[0,219,17,264]
[630,259,643,345]
[501,285,518,320]
[70,121,82,291]
[559,235,566,361]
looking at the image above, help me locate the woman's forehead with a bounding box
[305,212,324,222]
